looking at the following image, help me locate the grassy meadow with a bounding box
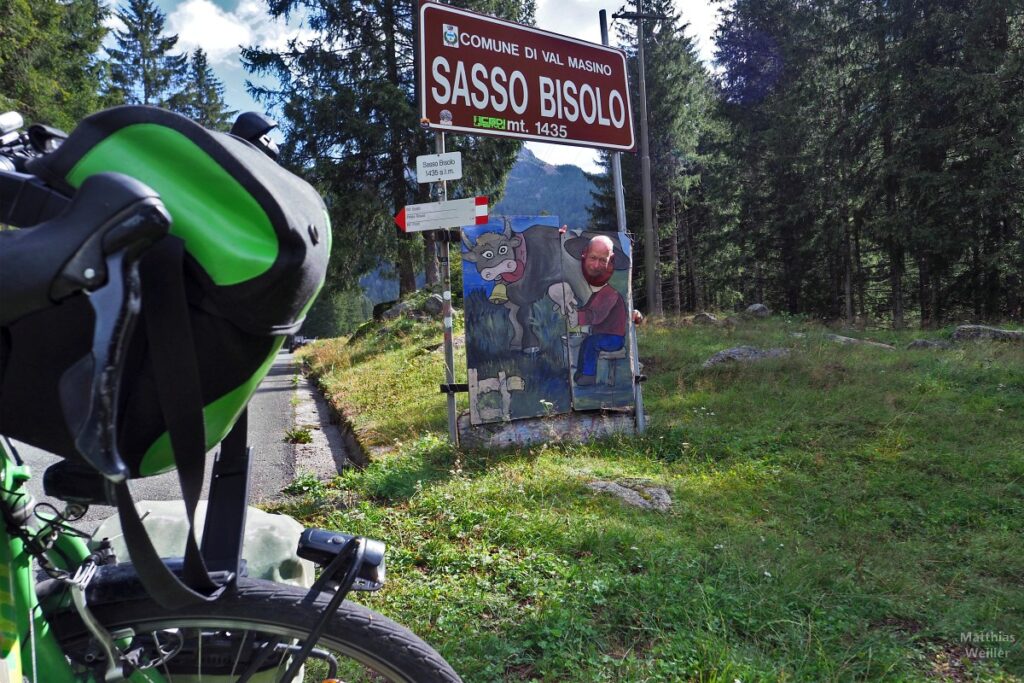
[286,314,1023,682]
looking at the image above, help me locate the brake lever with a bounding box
[58,200,170,483]
[68,252,142,482]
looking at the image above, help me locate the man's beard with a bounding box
[582,258,614,287]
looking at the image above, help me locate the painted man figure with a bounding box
[572,235,627,386]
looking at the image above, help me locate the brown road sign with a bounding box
[418,2,635,151]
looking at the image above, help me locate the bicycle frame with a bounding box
[0,439,165,683]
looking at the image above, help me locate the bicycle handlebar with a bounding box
[0,173,169,325]
[1,168,171,481]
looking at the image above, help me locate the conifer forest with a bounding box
[2,0,1021,328]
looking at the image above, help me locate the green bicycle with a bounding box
[0,110,462,682]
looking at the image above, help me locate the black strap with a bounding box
[115,237,224,607]
[200,408,251,576]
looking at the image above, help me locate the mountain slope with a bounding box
[492,147,595,229]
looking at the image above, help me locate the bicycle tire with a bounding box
[44,577,463,683]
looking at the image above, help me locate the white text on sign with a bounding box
[419,4,635,151]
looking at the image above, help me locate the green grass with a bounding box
[283,426,313,444]
[284,315,1024,682]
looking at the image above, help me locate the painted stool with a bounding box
[597,347,628,386]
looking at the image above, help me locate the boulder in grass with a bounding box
[381,300,415,320]
[907,339,952,350]
[587,479,672,511]
[745,303,771,318]
[422,293,445,317]
[951,325,1024,343]
[702,345,791,369]
[693,312,720,325]
[826,334,896,350]
[372,299,398,320]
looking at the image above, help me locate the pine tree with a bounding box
[707,0,1024,325]
[0,0,109,129]
[106,0,187,107]
[169,48,236,130]
[589,0,718,312]
[242,0,532,296]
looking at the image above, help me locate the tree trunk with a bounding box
[972,247,982,322]
[854,226,865,320]
[843,220,854,323]
[652,207,664,313]
[890,244,905,329]
[983,219,1003,320]
[683,211,702,311]
[670,196,681,314]
[423,232,440,287]
[754,260,763,309]
[918,254,932,329]
[398,252,416,296]
[783,231,800,314]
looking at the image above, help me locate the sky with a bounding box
[152,0,722,173]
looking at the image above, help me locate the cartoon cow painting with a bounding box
[462,219,589,353]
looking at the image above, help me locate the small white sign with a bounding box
[395,196,488,233]
[416,152,463,183]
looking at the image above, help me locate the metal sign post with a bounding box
[602,10,645,433]
[435,132,460,446]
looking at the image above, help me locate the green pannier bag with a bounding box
[2,105,329,474]
[0,105,330,605]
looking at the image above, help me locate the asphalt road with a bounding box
[13,349,301,530]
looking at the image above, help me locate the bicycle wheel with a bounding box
[43,577,462,683]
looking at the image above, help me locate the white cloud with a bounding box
[168,0,251,64]
[528,0,723,170]
[167,0,315,66]
[534,0,721,62]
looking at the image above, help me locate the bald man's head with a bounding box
[582,235,615,286]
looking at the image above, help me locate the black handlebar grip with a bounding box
[0,172,170,327]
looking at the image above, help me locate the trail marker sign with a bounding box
[416,151,463,183]
[395,196,488,233]
[418,3,635,151]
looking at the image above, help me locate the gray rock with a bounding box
[380,300,414,320]
[826,334,896,350]
[457,411,635,450]
[951,325,1024,343]
[422,293,445,317]
[372,299,398,320]
[693,312,719,325]
[587,480,672,511]
[745,303,771,318]
[702,345,791,368]
[906,339,952,350]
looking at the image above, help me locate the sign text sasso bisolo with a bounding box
[419,3,635,151]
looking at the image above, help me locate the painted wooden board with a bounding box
[462,217,576,424]
[562,230,636,411]
[461,219,636,425]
